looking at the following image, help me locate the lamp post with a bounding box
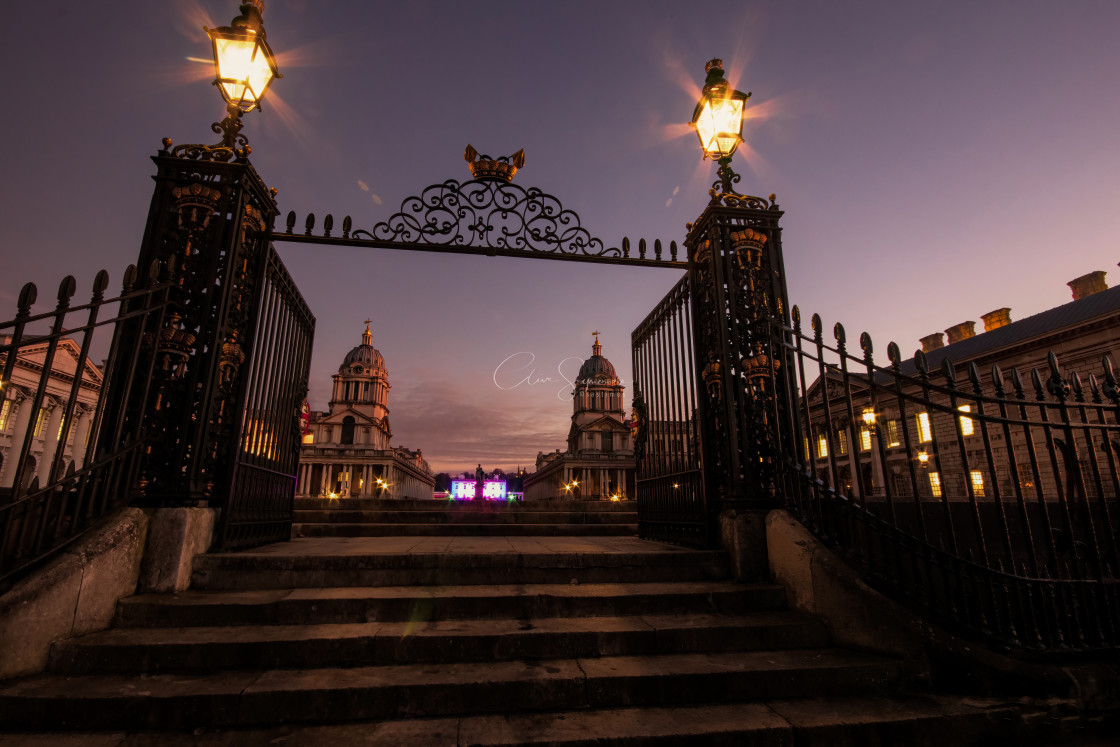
[108,0,313,555]
[204,0,281,149]
[681,56,788,555]
[690,59,751,198]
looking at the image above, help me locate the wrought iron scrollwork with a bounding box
[163,106,252,162]
[708,160,779,210]
[346,178,619,257]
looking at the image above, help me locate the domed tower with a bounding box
[328,321,391,448]
[523,331,636,501]
[569,332,630,454]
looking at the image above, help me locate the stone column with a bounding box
[1,393,33,488]
[38,401,63,485]
[71,407,92,471]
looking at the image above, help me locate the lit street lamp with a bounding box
[690,59,751,195]
[204,0,281,148]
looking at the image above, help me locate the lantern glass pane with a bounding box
[695,97,743,158]
[215,36,257,103]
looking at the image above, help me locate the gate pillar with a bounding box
[686,186,790,546]
[109,137,296,523]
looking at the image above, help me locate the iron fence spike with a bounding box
[285,211,296,234]
[941,357,956,387]
[1031,368,1045,399]
[887,341,902,368]
[56,276,77,304]
[92,270,110,299]
[991,364,1005,397]
[967,361,982,391]
[323,214,333,237]
[17,282,37,311]
[1089,373,1102,403]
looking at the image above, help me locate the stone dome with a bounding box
[576,334,619,383]
[340,323,386,373]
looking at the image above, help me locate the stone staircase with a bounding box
[0,502,1027,744]
[292,497,639,537]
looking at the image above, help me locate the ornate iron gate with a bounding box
[631,275,707,546]
[217,245,315,550]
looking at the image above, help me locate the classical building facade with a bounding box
[804,269,1120,501]
[524,334,635,500]
[0,337,102,494]
[295,323,434,500]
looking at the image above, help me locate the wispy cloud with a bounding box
[391,379,568,473]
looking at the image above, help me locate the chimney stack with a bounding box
[944,321,976,345]
[1068,271,1107,301]
[920,332,945,353]
[980,308,1011,332]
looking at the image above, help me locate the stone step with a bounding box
[0,650,901,730]
[5,696,1017,746]
[294,498,635,512]
[190,539,730,590]
[292,509,637,524]
[50,611,829,674]
[293,522,639,537]
[115,581,786,628]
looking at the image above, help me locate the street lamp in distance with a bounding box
[690,59,751,195]
[204,0,281,148]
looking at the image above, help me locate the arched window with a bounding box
[341,416,356,445]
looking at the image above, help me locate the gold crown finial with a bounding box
[464,145,525,182]
[362,320,372,346]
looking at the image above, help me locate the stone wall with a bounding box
[0,507,149,679]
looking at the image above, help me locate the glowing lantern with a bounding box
[206,1,281,113]
[690,59,750,161]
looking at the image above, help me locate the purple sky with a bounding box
[3,2,1119,474]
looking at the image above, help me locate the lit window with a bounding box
[0,400,10,431]
[302,433,314,444]
[929,472,942,498]
[970,471,985,497]
[887,419,901,448]
[803,437,810,462]
[916,412,932,443]
[33,409,46,438]
[958,405,974,437]
[859,428,872,452]
[817,435,829,459]
[836,430,848,456]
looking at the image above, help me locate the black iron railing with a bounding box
[632,274,707,546]
[0,265,174,588]
[764,308,1120,651]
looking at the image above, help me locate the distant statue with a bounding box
[474,464,485,500]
